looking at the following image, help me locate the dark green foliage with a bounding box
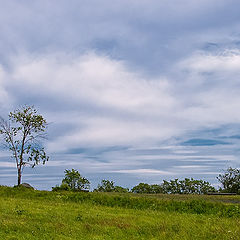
[94,179,129,193]
[131,178,216,194]
[0,105,48,185]
[151,184,164,193]
[217,167,240,194]
[94,179,115,192]
[52,183,71,191]
[52,169,90,191]
[131,183,163,194]
[161,178,216,194]
[114,186,129,193]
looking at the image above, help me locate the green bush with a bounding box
[94,179,129,193]
[52,169,90,191]
[131,178,216,194]
[217,167,240,194]
[52,183,71,191]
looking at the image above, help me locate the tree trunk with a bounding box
[17,167,22,186]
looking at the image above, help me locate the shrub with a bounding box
[131,178,216,194]
[217,167,240,194]
[52,169,90,191]
[94,179,129,193]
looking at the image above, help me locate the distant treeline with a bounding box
[92,178,216,194]
[52,167,240,194]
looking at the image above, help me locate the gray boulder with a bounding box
[20,183,34,189]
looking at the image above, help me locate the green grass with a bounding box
[0,186,239,239]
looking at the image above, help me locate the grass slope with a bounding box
[0,186,239,240]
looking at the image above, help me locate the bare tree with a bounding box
[0,105,49,185]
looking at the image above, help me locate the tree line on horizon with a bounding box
[52,168,240,195]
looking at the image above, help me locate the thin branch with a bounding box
[0,117,19,166]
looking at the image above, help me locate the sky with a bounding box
[0,0,240,190]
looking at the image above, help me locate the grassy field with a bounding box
[0,186,239,239]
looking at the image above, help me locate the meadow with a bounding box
[0,186,239,240]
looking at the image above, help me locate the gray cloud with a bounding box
[0,1,240,72]
[0,1,240,189]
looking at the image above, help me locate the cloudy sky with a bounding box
[0,0,240,190]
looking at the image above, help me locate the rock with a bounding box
[20,183,34,189]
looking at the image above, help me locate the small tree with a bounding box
[95,179,115,192]
[131,183,163,194]
[114,186,129,193]
[94,179,128,193]
[217,167,240,194]
[60,169,90,191]
[0,105,49,185]
[131,183,153,194]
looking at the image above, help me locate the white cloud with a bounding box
[1,52,183,152]
[182,50,240,125]
[111,169,173,175]
[10,52,175,112]
[182,49,240,73]
[1,0,240,189]
[0,67,11,108]
[1,49,240,154]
